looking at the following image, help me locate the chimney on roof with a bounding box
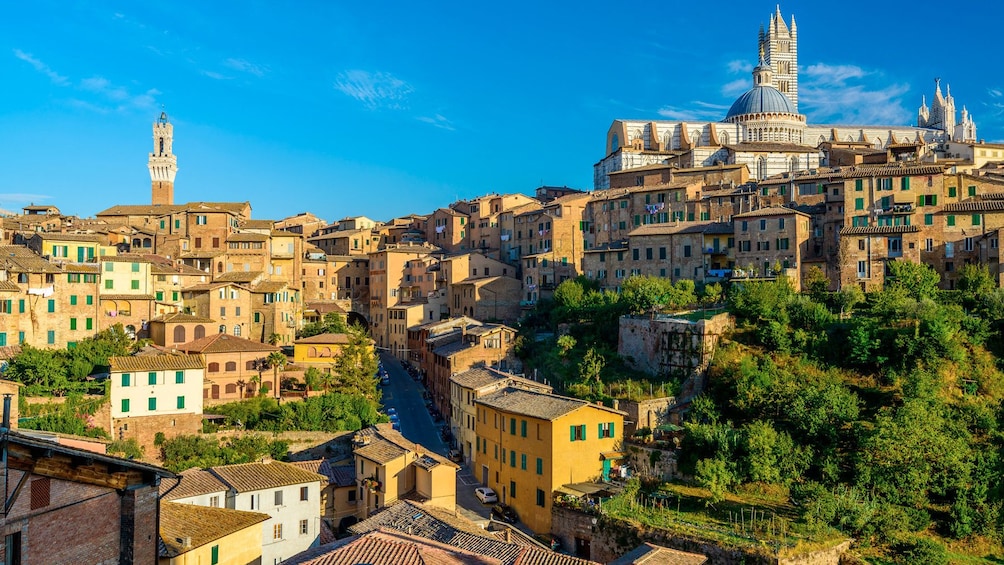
[504,528,511,543]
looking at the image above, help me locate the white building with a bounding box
[108,351,205,443]
[594,7,978,189]
[208,460,324,565]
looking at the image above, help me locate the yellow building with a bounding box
[352,424,458,519]
[27,233,116,262]
[475,388,625,534]
[158,501,268,565]
[98,256,156,335]
[292,332,349,366]
[450,367,552,467]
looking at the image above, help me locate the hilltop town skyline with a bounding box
[2,1,1003,221]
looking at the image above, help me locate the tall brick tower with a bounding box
[148,111,177,206]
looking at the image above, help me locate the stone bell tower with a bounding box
[149,111,177,206]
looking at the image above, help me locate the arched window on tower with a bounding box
[790,156,800,173]
[159,137,164,155]
[757,157,767,179]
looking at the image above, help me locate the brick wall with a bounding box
[111,412,202,456]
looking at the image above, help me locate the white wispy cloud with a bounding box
[988,88,1002,98]
[225,58,268,77]
[334,70,413,110]
[416,114,455,131]
[721,78,749,97]
[200,70,232,80]
[800,62,911,125]
[13,49,69,85]
[79,76,160,111]
[727,59,753,74]
[0,193,53,206]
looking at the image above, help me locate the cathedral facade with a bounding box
[594,7,978,189]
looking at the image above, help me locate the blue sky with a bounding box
[2,1,1002,223]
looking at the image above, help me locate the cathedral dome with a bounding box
[725,85,797,119]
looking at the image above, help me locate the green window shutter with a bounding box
[947,215,956,226]
[177,396,185,409]
[105,280,114,289]
[70,295,77,306]
[633,215,640,226]
[17,332,24,344]
[949,186,957,197]
[969,185,977,196]
[509,450,516,467]
[973,214,981,226]
[610,421,615,437]
[925,214,933,225]
[211,545,219,565]
[172,291,179,301]
[0,333,5,347]
[932,195,937,205]
[148,372,157,385]
[122,399,130,413]
[855,179,862,191]
[176,371,184,383]
[520,420,527,437]
[17,300,24,313]
[175,219,181,230]
[156,291,163,301]
[570,425,576,441]
[105,263,114,272]
[855,198,864,210]
[122,373,130,387]
[69,318,77,331]
[901,177,910,190]
[131,263,140,272]
[521,454,527,470]
[536,458,543,475]
[131,280,140,290]
[510,418,516,435]
[580,424,587,441]
[148,397,157,411]
[47,330,55,345]
[47,300,55,313]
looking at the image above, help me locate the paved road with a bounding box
[377,352,491,523]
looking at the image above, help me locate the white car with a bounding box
[474,487,498,504]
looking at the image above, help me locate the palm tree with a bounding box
[236,379,247,399]
[267,350,288,400]
[267,333,282,346]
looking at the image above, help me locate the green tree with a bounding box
[695,457,734,505]
[621,275,671,317]
[266,351,288,399]
[331,325,380,400]
[833,285,865,318]
[885,260,941,301]
[552,279,585,309]
[803,265,829,300]
[5,345,76,396]
[577,347,605,387]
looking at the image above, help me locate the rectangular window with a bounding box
[520,420,527,437]
[105,262,114,272]
[69,318,77,331]
[148,397,157,411]
[901,177,910,190]
[122,373,130,387]
[275,490,283,506]
[509,450,516,467]
[176,396,185,409]
[175,371,184,383]
[759,219,767,230]
[149,372,157,385]
[973,214,981,226]
[510,481,516,499]
[683,245,691,258]
[105,280,114,289]
[510,418,516,435]
[273,523,282,540]
[947,215,956,227]
[632,249,639,260]
[121,399,130,413]
[300,486,309,501]
[70,295,77,306]
[924,214,933,225]
[521,453,527,470]
[211,545,219,565]
[537,488,546,507]
[86,295,93,305]
[131,280,140,290]
[299,519,308,535]
[948,186,957,197]
[969,185,977,197]
[47,330,55,345]
[536,458,543,475]
[855,198,864,210]
[18,299,24,313]
[131,262,140,272]
[47,299,55,313]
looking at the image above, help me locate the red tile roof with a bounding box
[177,333,279,354]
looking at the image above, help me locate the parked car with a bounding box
[491,503,518,524]
[380,376,390,386]
[474,487,497,504]
[391,421,401,432]
[386,407,397,417]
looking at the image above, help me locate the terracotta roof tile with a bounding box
[149,312,216,324]
[941,199,1004,213]
[209,460,324,492]
[159,501,270,557]
[608,542,707,565]
[839,225,920,236]
[110,353,205,373]
[477,388,625,421]
[160,468,229,501]
[287,529,503,565]
[733,206,810,219]
[294,333,350,345]
[177,333,279,354]
[214,271,263,283]
[0,280,22,292]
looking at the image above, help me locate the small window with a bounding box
[176,396,185,409]
[148,397,157,411]
[299,519,308,535]
[275,490,284,506]
[121,399,130,413]
[300,486,309,501]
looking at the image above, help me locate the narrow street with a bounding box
[377,353,490,523]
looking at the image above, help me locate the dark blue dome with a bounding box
[726,86,797,119]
